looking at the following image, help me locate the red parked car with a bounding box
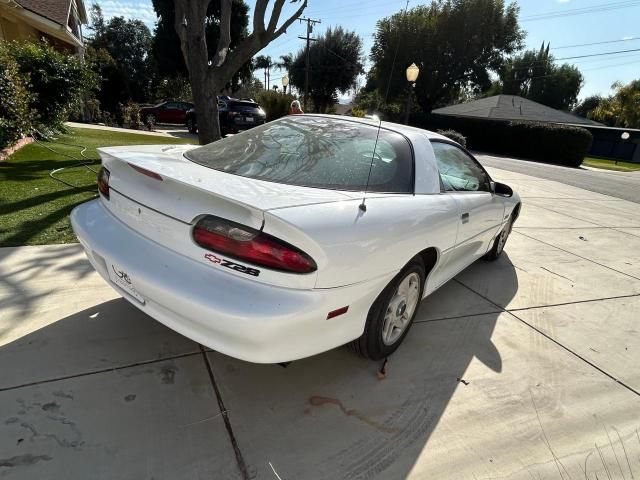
[140,101,194,125]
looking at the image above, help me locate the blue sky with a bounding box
[95,0,640,101]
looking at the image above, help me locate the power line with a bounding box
[305,0,406,17]
[556,47,640,60]
[521,0,640,21]
[583,59,640,71]
[551,35,640,50]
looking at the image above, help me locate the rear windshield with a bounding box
[185,116,414,193]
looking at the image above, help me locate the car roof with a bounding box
[298,114,450,142]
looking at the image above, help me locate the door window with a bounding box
[432,141,491,192]
[165,102,180,109]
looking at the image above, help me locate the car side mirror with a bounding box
[492,181,513,197]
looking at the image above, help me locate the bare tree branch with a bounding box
[266,0,286,34]
[271,0,307,39]
[212,0,232,66]
[218,0,307,80]
[253,0,269,35]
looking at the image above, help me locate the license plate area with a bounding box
[107,262,145,304]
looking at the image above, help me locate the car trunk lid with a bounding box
[96,145,358,288]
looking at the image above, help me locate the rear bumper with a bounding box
[71,199,391,363]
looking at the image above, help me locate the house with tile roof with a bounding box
[0,0,87,55]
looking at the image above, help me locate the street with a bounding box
[477,153,640,204]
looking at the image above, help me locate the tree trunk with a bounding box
[175,0,222,144]
[192,77,220,144]
[174,0,308,144]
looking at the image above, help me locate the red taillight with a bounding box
[97,167,110,199]
[193,216,317,274]
[128,163,163,181]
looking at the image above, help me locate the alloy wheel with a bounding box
[381,272,421,345]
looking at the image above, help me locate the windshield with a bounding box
[185,116,414,193]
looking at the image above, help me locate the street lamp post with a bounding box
[405,63,420,125]
[282,75,289,95]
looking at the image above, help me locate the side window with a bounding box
[165,102,179,109]
[217,101,227,110]
[432,142,491,192]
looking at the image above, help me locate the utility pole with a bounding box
[297,17,320,112]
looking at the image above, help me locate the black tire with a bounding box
[349,257,426,360]
[484,215,513,261]
[186,118,197,134]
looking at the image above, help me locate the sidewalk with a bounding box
[1,167,639,479]
[65,122,196,140]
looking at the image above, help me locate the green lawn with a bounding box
[582,156,640,172]
[0,127,195,247]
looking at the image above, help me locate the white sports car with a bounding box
[71,115,520,363]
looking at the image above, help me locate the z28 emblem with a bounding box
[204,253,260,277]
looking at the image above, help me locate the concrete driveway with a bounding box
[1,166,639,479]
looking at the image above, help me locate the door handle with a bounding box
[461,212,470,224]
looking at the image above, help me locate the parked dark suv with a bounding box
[185,96,266,135]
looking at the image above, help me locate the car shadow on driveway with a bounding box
[0,255,519,479]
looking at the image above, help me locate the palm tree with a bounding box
[276,53,294,94]
[254,55,272,90]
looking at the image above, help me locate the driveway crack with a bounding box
[199,345,249,480]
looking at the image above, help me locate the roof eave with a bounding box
[9,5,83,47]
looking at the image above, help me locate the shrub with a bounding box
[0,48,32,149]
[155,76,192,102]
[436,129,467,147]
[411,113,592,167]
[4,41,96,130]
[351,108,366,118]
[254,90,297,121]
[124,102,142,129]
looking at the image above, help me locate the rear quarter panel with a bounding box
[265,194,459,289]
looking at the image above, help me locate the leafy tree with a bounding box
[255,55,272,89]
[151,0,252,94]
[289,27,363,113]
[276,53,293,71]
[276,53,293,93]
[3,41,96,129]
[174,0,307,144]
[87,4,153,103]
[499,43,583,110]
[85,46,129,113]
[0,45,32,148]
[573,95,603,119]
[370,0,523,111]
[591,80,640,128]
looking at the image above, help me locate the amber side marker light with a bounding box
[327,306,349,320]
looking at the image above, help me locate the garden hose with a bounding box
[32,130,100,190]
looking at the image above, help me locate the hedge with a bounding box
[0,41,95,149]
[436,129,467,147]
[0,48,31,150]
[253,90,297,121]
[411,113,593,167]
